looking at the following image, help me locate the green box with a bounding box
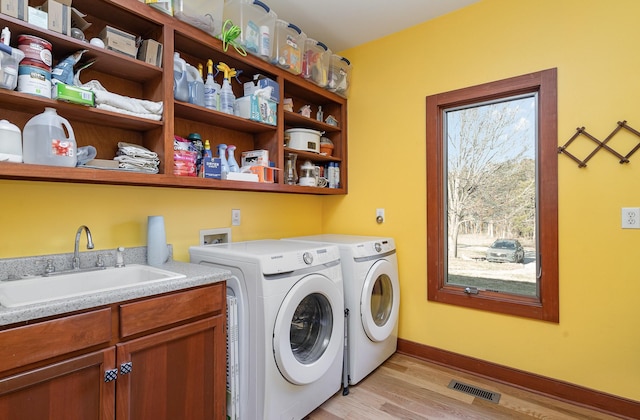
[52,83,94,106]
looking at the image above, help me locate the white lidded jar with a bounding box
[22,107,77,167]
[0,119,22,162]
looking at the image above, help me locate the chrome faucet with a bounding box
[73,225,94,270]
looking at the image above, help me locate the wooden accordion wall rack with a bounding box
[558,120,640,167]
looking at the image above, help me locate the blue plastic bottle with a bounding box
[217,143,229,178]
[227,145,240,172]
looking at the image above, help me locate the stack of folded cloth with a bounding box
[114,142,160,173]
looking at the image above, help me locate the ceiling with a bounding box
[261,0,480,52]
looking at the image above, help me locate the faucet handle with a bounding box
[115,247,125,268]
[44,259,55,275]
[96,254,105,268]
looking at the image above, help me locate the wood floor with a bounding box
[306,353,622,419]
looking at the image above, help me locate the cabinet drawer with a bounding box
[119,283,224,339]
[0,308,112,373]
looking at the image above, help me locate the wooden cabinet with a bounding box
[0,283,226,420]
[0,0,347,194]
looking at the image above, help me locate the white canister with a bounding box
[0,119,22,162]
[147,215,169,267]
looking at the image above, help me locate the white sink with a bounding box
[0,264,186,308]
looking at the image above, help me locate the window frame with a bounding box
[426,68,559,322]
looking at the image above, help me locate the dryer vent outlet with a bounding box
[200,228,232,245]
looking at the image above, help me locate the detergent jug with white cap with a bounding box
[22,107,77,167]
[0,119,22,162]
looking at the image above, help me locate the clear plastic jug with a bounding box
[22,107,77,167]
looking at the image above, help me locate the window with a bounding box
[426,69,558,322]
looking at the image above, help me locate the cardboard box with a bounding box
[41,0,72,36]
[203,156,222,179]
[137,39,163,67]
[1,0,28,20]
[52,83,94,106]
[99,25,138,58]
[241,150,269,167]
[28,6,48,29]
[243,74,279,103]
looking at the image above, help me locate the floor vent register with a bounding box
[448,379,501,403]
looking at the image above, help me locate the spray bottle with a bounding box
[216,62,236,115]
[204,59,221,111]
[217,143,229,178]
[227,145,240,172]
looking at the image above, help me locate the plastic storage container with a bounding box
[301,38,331,87]
[223,0,276,60]
[173,0,224,37]
[22,107,77,167]
[271,19,306,75]
[327,54,351,98]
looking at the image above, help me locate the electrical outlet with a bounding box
[376,208,385,224]
[232,209,241,226]
[621,207,640,229]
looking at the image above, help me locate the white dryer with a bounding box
[189,240,344,420]
[283,235,400,386]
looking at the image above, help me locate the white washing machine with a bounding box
[283,235,399,386]
[189,240,344,420]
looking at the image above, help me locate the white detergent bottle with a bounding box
[217,62,236,115]
[187,63,205,107]
[23,107,76,167]
[173,52,189,102]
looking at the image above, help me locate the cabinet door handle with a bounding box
[120,361,133,375]
[104,369,118,382]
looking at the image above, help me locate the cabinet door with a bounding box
[116,316,225,420]
[0,348,116,420]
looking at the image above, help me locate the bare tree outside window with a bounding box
[445,96,537,296]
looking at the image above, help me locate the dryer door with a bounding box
[361,259,400,342]
[273,273,344,385]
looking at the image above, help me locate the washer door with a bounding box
[273,273,343,385]
[361,259,400,342]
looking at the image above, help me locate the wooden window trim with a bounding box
[426,68,559,322]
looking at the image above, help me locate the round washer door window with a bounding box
[361,259,400,342]
[273,274,344,385]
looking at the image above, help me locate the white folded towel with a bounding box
[80,79,163,120]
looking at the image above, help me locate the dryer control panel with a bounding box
[260,245,341,275]
[353,238,396,259]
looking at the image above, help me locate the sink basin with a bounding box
[0,264,187,308]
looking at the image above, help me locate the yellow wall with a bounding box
[326,0,640,402]
[0,180,325,261]
[2,0,639,404]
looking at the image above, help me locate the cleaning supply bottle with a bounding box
[217,143,229,178]
[204,139,213,158]
[23,107,77,167]
[217,62,236,115]
[188,63,205,107]
[173,52,189,102]
[204,59,220,111]
[227,145,240,172]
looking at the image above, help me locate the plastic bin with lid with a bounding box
[301,38,331,87]
[222,0,276,60]
[327,54,351,98]
[271,19,306,75]
[173,0,225,36]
